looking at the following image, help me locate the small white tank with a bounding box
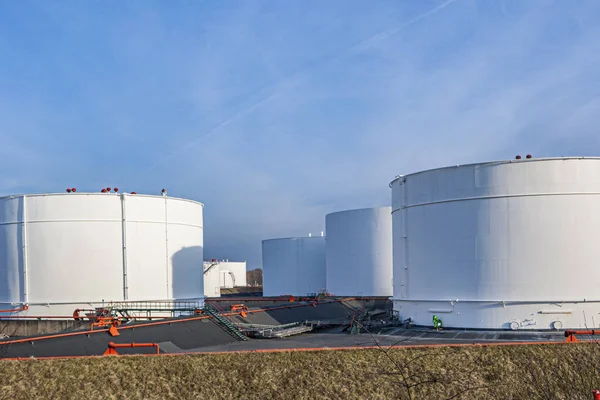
[325,207,392,296]
[203,261,221,297]
[262,236,326,296]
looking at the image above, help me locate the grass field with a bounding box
[1,343,599,399]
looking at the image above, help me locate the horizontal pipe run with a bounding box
[0,315,170,320]
[0,306,29,313]
[106,341,160,355]
[564,330,600,337]
[392,298,600,304]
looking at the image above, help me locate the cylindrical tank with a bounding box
[218,261,247,288]
[325,207,392,296]
[391,157,600,330]
[262,236,326,296]
[0,192,204,316]
[203,261,221,297]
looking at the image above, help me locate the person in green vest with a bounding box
[433,315,443,330]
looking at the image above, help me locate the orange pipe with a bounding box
[0,305,29,313]
[0,315,168,320]
[105,341,160,355]
[0,339,588,362]
[0,315,212,346]
[564,330,599,336]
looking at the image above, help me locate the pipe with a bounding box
[564,330,599,337]
[0,315,164,320]
[400,179,408,299]
[105,341,160,355]
[164,195,170,298]
[22,196,29,304]
[0,305,29,313]
[121,194,129,300]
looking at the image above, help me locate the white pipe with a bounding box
[121,194,129,300]
[164,196,170,298]
[21,196,29,304]
[392,298,600,304]
[400,180,408,299]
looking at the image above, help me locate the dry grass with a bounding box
[0,343,599,399]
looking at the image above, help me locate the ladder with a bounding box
[203,304,247,341]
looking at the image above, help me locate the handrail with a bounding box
[104,341,160,355]
[0,305,29,313]
[564,330,600,342]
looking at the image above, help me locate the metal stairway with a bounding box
[203,304,248,341]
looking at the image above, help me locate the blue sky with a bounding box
[1,0,600,269]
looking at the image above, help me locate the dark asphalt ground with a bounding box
[165,326,568,354]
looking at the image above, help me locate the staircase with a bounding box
[203,304,248,341]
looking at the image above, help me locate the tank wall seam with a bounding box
[391,191,600,213]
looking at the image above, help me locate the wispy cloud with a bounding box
[1,0,600,267]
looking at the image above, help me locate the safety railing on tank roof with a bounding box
[106,300,201,311]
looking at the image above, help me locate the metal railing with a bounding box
[202,304,247,341]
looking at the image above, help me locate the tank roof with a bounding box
[389,156,600,186]
[262,235,325,243]
[325,206,391,218]
[0,192,204,207]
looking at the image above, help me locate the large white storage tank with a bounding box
[262,236,326,297]
[391,157,600,330]
[0,192,204,316]
[325,207,392,297]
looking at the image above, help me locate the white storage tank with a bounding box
[218,261,247,288]
[391,157,600,330]
[325,207,392,297]
[0,192,204,316]
[262,236,326,296]
[203,261,221,297]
